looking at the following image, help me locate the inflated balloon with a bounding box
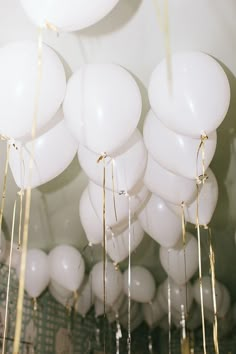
[94,297,111,318]
[91,262,123,306]
[106,220,144,263]
[144,154,196,205]
[186,303,202,331]
[79,187,103,245]
[78,129,147,193]
[106,293,126,323]
[143,110,217,179]
[149,51,230,138]
[167,168,218,226]
[49,280,73,308]
[49,245,85,292]
[160,233,198,285]
[160,278,193,315]
[16,249,50,298]
[9,118,78,189]
[0,41,66,139]
[123,266,156,303]
[75,276,93,317]
[193,276,223,313]
[138,193,182,248]
[89,181,150,230]
[20,0,119,32]
[64,64,142,154]
[142,291,166,328]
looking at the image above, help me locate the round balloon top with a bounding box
[20,0,119,32]
[149,51,230,137]
[63,63,142,154]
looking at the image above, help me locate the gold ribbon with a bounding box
[167,250,172,354]
[195,134,208,354]
[13,26,43,354]
[205,225,219,354]
[2,198,16,354]
[152,0,172,89]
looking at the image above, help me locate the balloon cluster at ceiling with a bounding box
[0,0,235,344]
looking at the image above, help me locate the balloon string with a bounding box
[206,225,219,354]
[97,152,107,354]
[13,26,43,354]
[148,333,153,354]
[17,190,24,250]
[195,134,208,354]
[2,198,16,354]
[152,0,172,89]
[111,159,118,222]
[115,314,122,354]
[181,202,188,318]
[0,142,11,250]
[127,194,132,354]
[73,290,79,312]
[167,250,172,354]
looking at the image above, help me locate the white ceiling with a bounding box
[0,0,236,300]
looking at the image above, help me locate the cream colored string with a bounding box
[115,313,122,354]
[127,194,132,354]
[167,250,172,354]
[2,198,16,354]
[195,133,208,354]
[206,225,219,354]
[181,202,188,318]
[13,26,43,354]
[152,0,172,87]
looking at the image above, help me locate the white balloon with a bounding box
[167,168,218,226]
[106,293,126,323]
[123,266,156,303]
[91,262,123,306]
[106,220,144,263]
[64,64,142,154]
[142,291,166,328]
[160,233,198,285]
[186,303,202,331]
[20,0,119,32]
[138,193,182,248]
[89,181,150,230]
[143,110,217,179]
[160,278,193,315]
[9,117,78,189]
[16,249,50,298]
[79,187,103,245]
[94,297,111,318]
[149,51,230,138]
[49,245,85,292]
[0,41,66,139]
[144,154,196,205]
[75,276,93,317]
[49,280,73,308]
[78,129,147,193]
[193,276,223,313]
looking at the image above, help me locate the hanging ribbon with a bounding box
[195,133,208,354]
[115,313,122,354]
[205,225,219,354]
[148,333,153,354]
[2,198,16,354]
[0,141,11,250]
[181,202,188,319]
[152,0,172,88]
[127,194,132,354]
[13,26,43,354]
[167,250,172,354]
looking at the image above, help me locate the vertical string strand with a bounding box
[195,133,208,354]
[2,199,17,354]
[207,226,219,354]
[17,190,24,250]
[167,250,172,354]
[111,159,118,222]
[13,26,43,354]
[181,202,188,318]
[127,194,132,354]
[115,313,122,354]
[0,142,11,247]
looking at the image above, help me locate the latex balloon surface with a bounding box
[149,51,230,137]
[64,64,142,154]
[20,0,119,31]
[0,41,66,139]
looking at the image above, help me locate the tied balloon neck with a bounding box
[44,21,59,36]
[113,262,120,271]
